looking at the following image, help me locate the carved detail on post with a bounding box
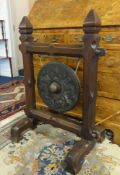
[83,9,101,33]
[19,16,33,43]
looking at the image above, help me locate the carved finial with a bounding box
[19,16,33,35]
[83,9,101,33]
[19,16,33,42]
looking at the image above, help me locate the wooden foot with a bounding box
[66,139,96,175]
[11,118,33,143]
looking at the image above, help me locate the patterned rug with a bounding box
[0,76,24,85]
[0,123,120,175]
[0,80,25,121]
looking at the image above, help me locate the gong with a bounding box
[37,62,80,113]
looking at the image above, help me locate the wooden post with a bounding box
[11,17,36,143]
[66,10,104,174]
[81,10,101,140]
[19,16,36,115]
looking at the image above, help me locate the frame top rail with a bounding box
[25,42,84,57]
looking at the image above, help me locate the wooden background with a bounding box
[29,0,120,144]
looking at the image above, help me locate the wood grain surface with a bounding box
[29,0,120,144]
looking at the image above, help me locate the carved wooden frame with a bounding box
[11,10,105,174]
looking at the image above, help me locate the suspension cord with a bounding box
[95,111,120,126]
[74,59,81,74]
[39,56,43,67]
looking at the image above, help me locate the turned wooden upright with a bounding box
[11,10,105,174]
[81,10,101,139]
[19,17,36,114]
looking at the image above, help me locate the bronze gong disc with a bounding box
[37,62,80,113]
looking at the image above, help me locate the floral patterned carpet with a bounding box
[0,124,120,175]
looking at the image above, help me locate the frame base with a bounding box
[11,110,105,174]
[66,139,96,174]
